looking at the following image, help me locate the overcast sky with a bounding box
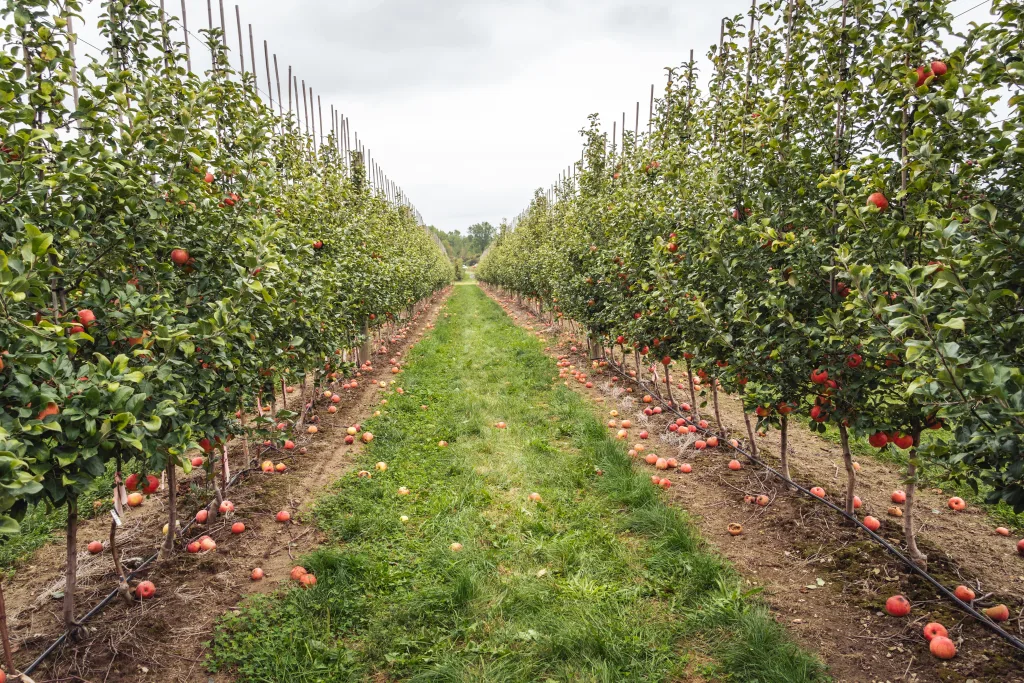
[75,0,994,233]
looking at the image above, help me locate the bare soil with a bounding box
[489,289,1024,683]
[3,290,451,683]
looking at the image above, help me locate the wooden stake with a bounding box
[263,39,273,109]
[648,84,654,134]
[302,80,309,135]
[286,65,292,113]
[273,54,282,115]
[181,0,192,72]
[235,4,244,73]
[318,94,324,150]
[634,101,639,139]
[248,21,256,83]
[219,0,227,49]
[309,86,316,149]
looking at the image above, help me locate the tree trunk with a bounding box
[904,428,928,569]
[664,365,674,406]
[0,578,15,675]
[160,460,177,560]
[110,519,132,603]
[63,497,79,630]
[838,423,857,516]
[711,379,726,437]
[779,414,791,482]
[686,359,699,419]
[742,410,759,458]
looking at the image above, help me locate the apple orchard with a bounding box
[480,0,1023,575]
[0,0,450,662]
[1,0,1024,680]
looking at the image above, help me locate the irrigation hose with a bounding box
[596,357,1024,655]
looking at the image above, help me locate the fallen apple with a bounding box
[884,594,911,617]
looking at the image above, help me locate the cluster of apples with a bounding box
[343,424,373,445]
[884,587,1006,660]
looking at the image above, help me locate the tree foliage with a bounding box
[480,0,1024,562]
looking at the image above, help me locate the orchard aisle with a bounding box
[209,284,823,682]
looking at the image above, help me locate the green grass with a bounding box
[208,284,826,682]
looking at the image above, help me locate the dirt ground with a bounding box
[3,289,451,683]
[488,288,1024,683]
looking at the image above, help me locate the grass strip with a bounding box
[208,284,826,682]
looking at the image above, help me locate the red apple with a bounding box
[867,192,889,211]
[170,249,190,266]
[954,585,975,602]
[929,636,956,660]
[923,622,948,642]
[135,580,156,600]
[868,432,888,448]
[884,594,911,617]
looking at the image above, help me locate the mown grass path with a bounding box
[210,284,824,682]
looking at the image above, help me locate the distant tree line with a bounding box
[430,222,497,267]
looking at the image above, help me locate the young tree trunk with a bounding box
[685,359,699,420]
[221,442,231,497]
[742,410,759,458]
[711,379,726,438]
[0,578,15,675]
[110,519,132,603]
[664,364,674,406]
[63,497,79,631]
[779,414,791,483]
[904,427,928,569]
[838,423,857,516]
[160,460,177,560]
